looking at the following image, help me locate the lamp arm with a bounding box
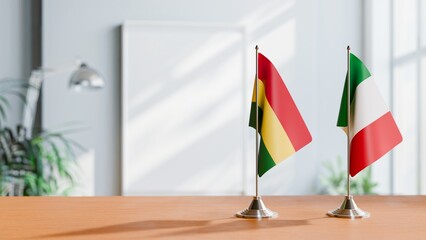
[21,61,80,137]
[35,59,82,78]
[21,72,42,137]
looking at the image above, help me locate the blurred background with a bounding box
[0,0,424,196]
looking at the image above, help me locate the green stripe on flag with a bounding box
[258,139,276,177]
[249,102,277,176]
[249,102,263,133]
[337,53,372,127]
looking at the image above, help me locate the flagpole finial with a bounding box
[347,45,351,51]
[255,45,259,50]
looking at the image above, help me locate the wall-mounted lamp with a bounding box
[22,61,105,136]
[68,63,105,90]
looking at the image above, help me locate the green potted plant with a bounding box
[318,156,378,195]
[0,79,82,196]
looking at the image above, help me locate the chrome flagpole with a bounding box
[236,45,277,219]
[327,46,369,219]
[347,45,352,198]
[256,44,259,199]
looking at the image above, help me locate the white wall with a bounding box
[316,0,364,191]
[42,0,363,195]
[0,0,32,127]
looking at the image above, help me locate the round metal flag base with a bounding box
[236,196,278,219]
[327,195,370,219]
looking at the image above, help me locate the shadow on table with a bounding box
[151,218,311,238]
[35,217,316,238]
[35,220,210,238]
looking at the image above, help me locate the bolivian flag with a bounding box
[249,53,312,177]
[337,53,402,176]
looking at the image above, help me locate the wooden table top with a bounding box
[1,196,426,239]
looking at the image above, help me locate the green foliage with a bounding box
[0,78,82,196]
[319,156,378,195]
[0,124,83,196]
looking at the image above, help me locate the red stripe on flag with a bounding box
[258,53,312,150]
[350,112,403,176]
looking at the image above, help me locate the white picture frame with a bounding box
[121,21,249,195]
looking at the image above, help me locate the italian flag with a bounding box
[249,53,312,177]
[337,53,403,177]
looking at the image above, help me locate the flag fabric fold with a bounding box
[249,53,312,177]
[337,53,403,177]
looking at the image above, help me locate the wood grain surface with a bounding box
[1,196,425,239]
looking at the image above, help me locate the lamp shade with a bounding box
[69,63,104,90]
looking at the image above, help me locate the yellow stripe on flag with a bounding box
[253,79,296,163]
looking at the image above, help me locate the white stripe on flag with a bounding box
[350,76,389,140]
